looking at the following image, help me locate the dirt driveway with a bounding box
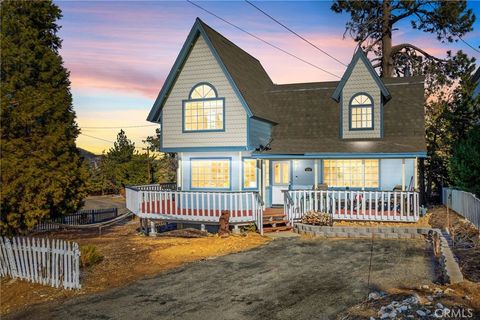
[8,237,435,320]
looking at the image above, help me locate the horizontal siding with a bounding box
[249,118,272,149]
[342,59,382,139]
[162,36,247,148]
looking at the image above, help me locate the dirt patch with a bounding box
[5,238,437,320]
[428,206,480,283]
[0,219,269,316]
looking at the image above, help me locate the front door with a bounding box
[271,160,290,206]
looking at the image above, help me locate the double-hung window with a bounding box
[350,93,373,130]
[183,83,224,132]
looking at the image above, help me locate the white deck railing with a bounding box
[284,189,420,223]
[126,185,263,234]
[443,188,480,229]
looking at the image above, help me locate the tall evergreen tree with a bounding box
[1,1,87,235]
[331,0,475,77]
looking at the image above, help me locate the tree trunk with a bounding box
[381,0,393,77]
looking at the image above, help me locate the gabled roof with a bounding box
[331,49,391,102]
[147,18,275,123]
[261,76,426,155]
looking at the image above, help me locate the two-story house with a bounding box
[126,18,426,234]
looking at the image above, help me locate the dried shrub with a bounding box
[80,245,104,268]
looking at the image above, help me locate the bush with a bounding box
[80,245,104,268]
[449,126,480,197]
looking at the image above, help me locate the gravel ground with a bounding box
[7,237,435,320]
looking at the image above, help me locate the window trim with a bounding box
[182,82,226,133]
[189,157,232,190]
[242,157,259,190]
[348,92,374,131]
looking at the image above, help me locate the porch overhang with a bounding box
[250,152,427,159]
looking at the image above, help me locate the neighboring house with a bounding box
[126,18,426,233]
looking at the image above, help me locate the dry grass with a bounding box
[0,219,269,315]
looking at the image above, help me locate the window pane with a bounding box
[323,159,378,188]
[191,160,230,188]
[243,159,257,188]
[184,99,224,131]
[282,163,290,184]
[274,163,281,184]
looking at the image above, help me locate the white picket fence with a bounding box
[0,237,81,289]
[443,188,480,229]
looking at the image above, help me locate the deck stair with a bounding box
[263,208,292,233]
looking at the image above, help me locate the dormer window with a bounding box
[349,93,373,130]
[183,83,225,132]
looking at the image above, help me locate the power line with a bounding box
[79,133,115,143]
[187,0,341,78]
[81,124,158,129]
[244,0,348,67]
[458,37,480,55]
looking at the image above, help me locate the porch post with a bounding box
[414,157,418,190]
[177,152,183,190]
[262,160,268,207]
[238,152,242,190]
[401,159,406,191]
[314,159,319,189]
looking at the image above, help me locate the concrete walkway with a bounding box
[8,237,435,320]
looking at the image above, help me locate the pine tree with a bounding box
[1,1,88,235]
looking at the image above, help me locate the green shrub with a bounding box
[80,245,104,268]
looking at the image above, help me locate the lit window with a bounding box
[323,159,378,188]
[191,159,230,189]
[350,94,373,129]
[184,83,224,132]
[273,161,290,185]
[243,159,257,189]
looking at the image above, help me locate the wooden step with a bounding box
[263,225,293,233]
[263,219,289,225]
[263,212,285,218]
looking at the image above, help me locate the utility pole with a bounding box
[142,146,152,183]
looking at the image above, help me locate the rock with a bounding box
[464,295,471,300]
[416,309,427,317]
[421,285,430,290]
[390,301,399,308]
[369,292,381,301]
[436,303,444,309]
[398,305,408,313]
[427,295,434,301]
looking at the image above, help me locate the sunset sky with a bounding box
[55,1,480,154]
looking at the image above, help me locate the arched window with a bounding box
[183,83,224,132]
[349,93,373,130]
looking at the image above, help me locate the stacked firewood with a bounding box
[301,211,333,226]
